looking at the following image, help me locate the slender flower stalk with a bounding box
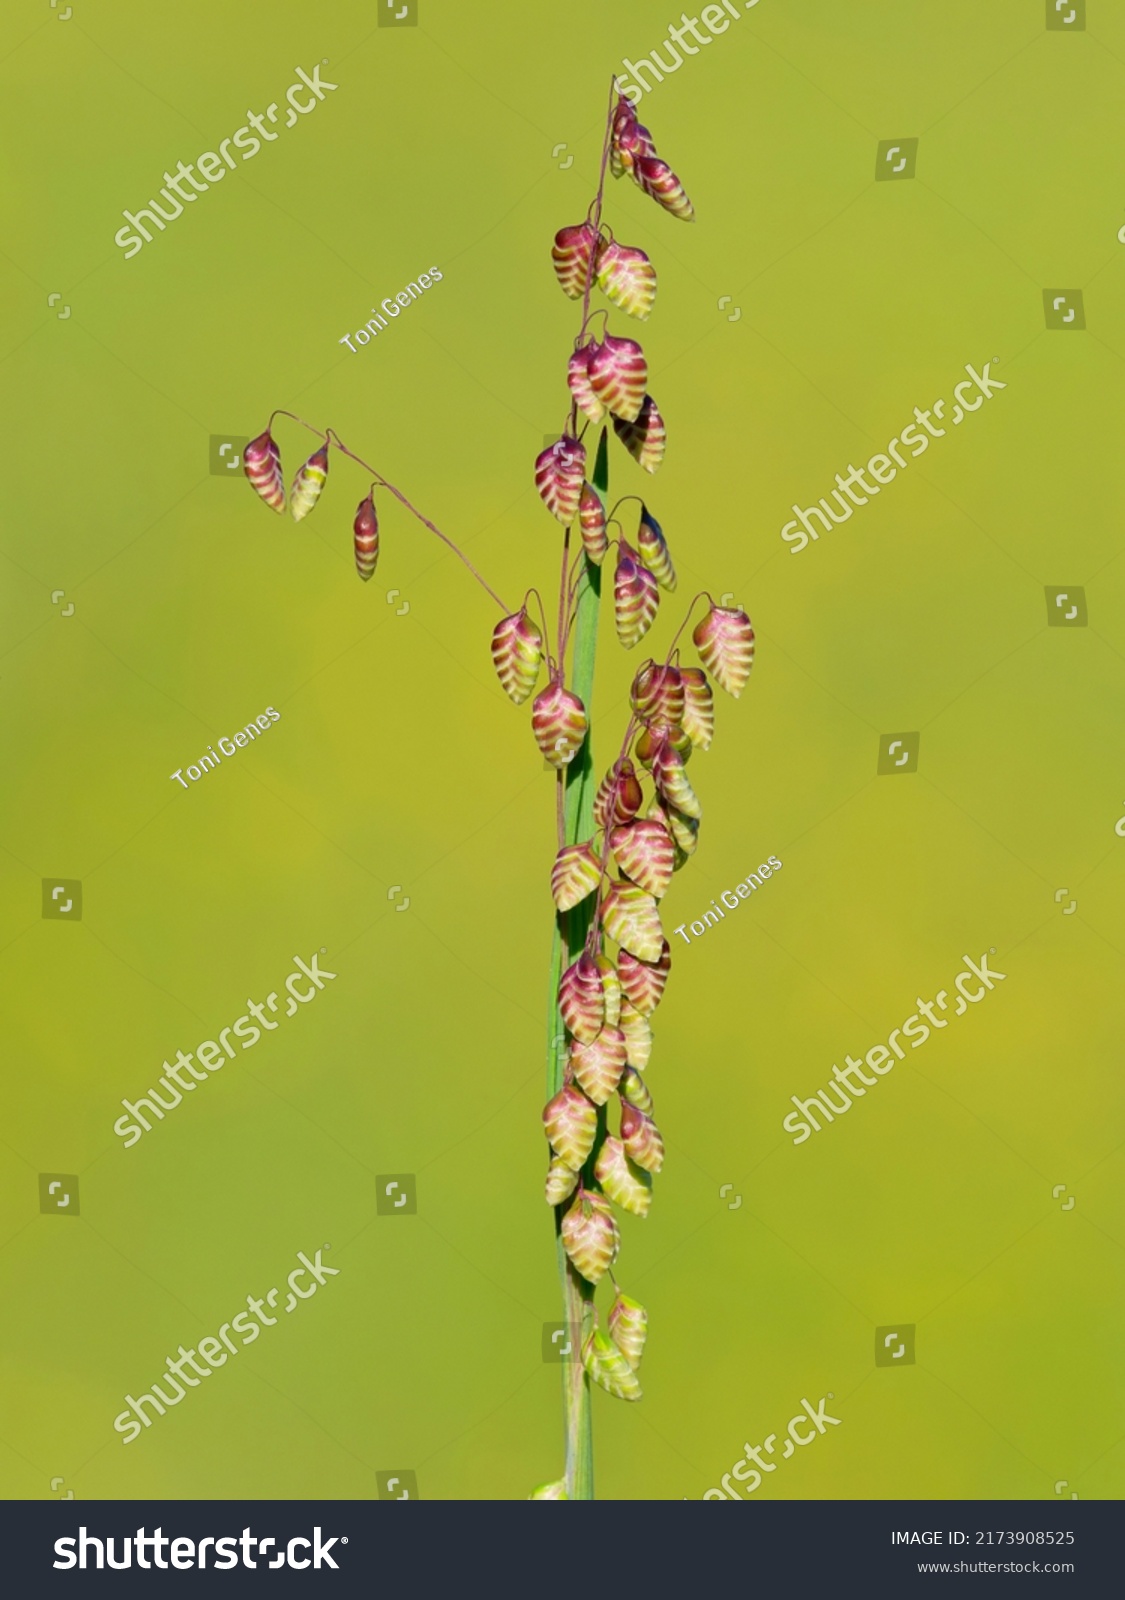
[242,76,754,1504]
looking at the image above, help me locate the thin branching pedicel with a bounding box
[241,80,754,1504]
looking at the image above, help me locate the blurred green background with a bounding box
[1,0,1123,1500]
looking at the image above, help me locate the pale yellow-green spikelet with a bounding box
[545,1156,579,1207]
[595,1136,653,1218]
[608,1289,648,1371]
[597,954,622,1028]
[581,1322,643,1402]
[543,1084,597,1170]
[529,1479,569,1500]
[560,1188,618,1284]
[619,999,653,1070]
[619,1066,654,1115]
[290,442,329,522]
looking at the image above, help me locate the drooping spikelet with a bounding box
[602,880,664,963]
[589,334,648,423]
[614,541,660,649]
[610,818,675,899]
[635,721,691,768]
[578,481,608,563]
[635,155,695,222]
[637,506,676,590]
[581,1322,642,1401]
[570,1027,627,1105]
[244,428,285,513]
[545,1157,579,1207]
[535,436,586,524]
[652,738,702,820]
[561,1189,619,1285]
[618,939,672,1018]
[551,222,599,299]
[598,955,622,1028]
[594,757,643,831]
[619,1066,654,1115]
[648,793,699,861]
[618,999,653,1071]
[551,842,602,913]
[567,347,604,425]
[543,1084,597,1170]
[352,491,379,581]
[692,605,755,697]
[621,1101,665,1174]
[614,394,666,474]
[532,682,588,767]
[679,667,715,749]
[289,442,329,522]
[630,662,685,729]
[608,1289,648,1371]
[595,1136,652,1218]
[596,241,657,321]
[490,607,543,705]
[559,951,605,1044]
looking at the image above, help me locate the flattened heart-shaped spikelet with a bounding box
[551,842,601,913]
[631,662,685,729]
[611,97,656,177]
[551,222,599,299]
[610,818,674,899]
[637,506,677,591]
[543,1084,597,1170]
[589,335,647,423]
[614,394,666,474]
[559,950,604,1044]
[619,1065,654,1115]
[244,428,285,512]
[545,1157,579,1207]
[654,795,699,862]
[570,1027,626,1105]
[594,757,643,831]
[290,443,329,523]
[490,607,543,705]
[621,1101,665,1174]
[353,492,380,581]
[598,955,622,1028]
[619,999,653,1071]
[568,347,604,425]
[532,682,588,767]
[679,666,715,749]
[614,541,659,649]
[578,481,608,563]
[692,605,755,697]
[535,435,586,524]
[561,1190,619,1285]
[635,155,695,221]
[529,1480,569,1500]
[602,881,664,963]
[581,1324,643,1400]
[653,739,702,820]
[635,720,691,769]
[595,1136,652,1218]
[618,939,671,1018]
[608,1290,648,1371]
[596,241,656,321]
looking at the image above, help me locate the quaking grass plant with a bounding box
[242,82,755,1501]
